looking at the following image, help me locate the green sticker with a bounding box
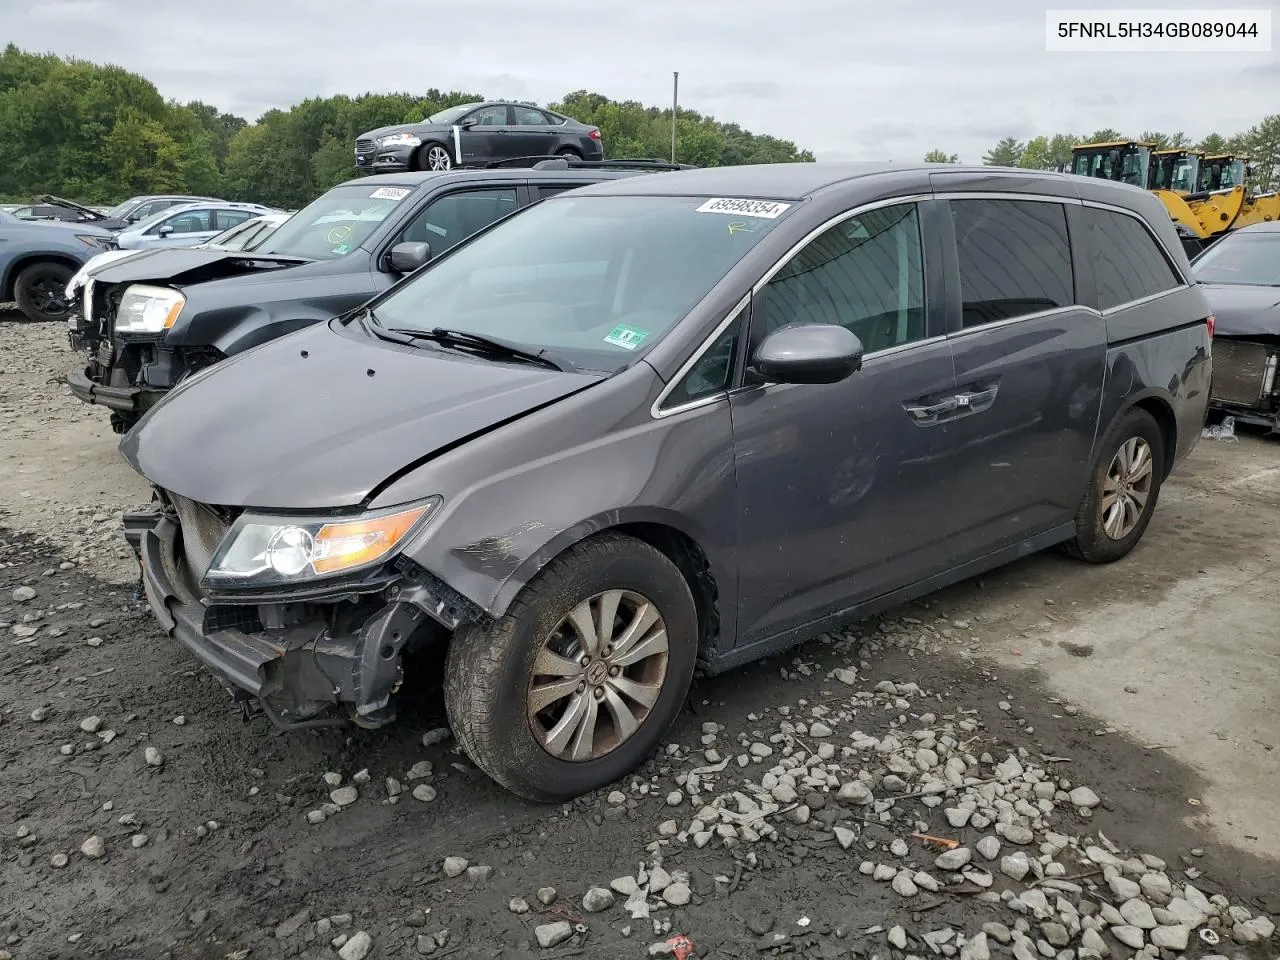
[604,325,649,350]
[332,242,352,254]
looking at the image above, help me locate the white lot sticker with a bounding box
[696,197,791,219]
[369,187,410,200]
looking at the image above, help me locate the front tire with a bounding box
[14,262,75,322]
[415,142,454,171]
[1064,407,1165,563]
[443,532,698,801]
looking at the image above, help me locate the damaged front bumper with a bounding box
[65,367,160,415]
[123,507,476,729]
[1208,337,1280,433]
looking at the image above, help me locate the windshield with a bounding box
[106,197,146,219]
[1221,159,1246,189]
[1193,234,1280,286]
[426,105,473,125]
[1153,156,1198,193]
[370,194,792,372]
[254,184,412,259]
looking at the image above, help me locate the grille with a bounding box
[1210,340,1276,406]
[169,494,233,580]
[355,138,375,153]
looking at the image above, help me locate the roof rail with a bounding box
[532,157,698,172]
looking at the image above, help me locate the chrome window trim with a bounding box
[1099,284,1188,317]
[946,305,1094,341]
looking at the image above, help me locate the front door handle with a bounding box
[954,385,999,413]
[905,396,960,423]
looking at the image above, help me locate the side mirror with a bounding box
[751,324,864,386]
[458,118,477,129]
[157,224,174,236]
[390,241,431,273]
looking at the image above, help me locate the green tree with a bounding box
[1018,136,1054,170]
[1198,132,1229,155]
[1243,114,1280,191]
[1047,134,1079,171]
[1139,130,1169,149]
[1087,128,1125,144]
[923,149,958,163]
[983,137,1024,167]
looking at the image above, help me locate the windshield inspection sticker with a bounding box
[604,325,649,350]
[369,187,410,200]
[696,197,791,219]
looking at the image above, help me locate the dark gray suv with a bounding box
[119,163,1212,802]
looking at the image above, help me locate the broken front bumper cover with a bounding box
[65,367,159,414]
[122,508,464,728]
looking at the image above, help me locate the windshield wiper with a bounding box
[383,326,574,372]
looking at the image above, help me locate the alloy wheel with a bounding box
[426,146,452,171]
[1101,436,1153,540]
[29,276,65,316]
[527,589,670,762]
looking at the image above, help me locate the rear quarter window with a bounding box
[1084,207,1183,310]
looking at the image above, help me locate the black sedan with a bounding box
[1192,222,1280,433]
[354,101,603,172]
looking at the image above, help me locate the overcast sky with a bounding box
[6,0,1277,162]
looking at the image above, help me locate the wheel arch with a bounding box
[413,139,452,171]
[1120,391,1179,480]
[2,253,82,302]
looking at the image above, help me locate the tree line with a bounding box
[0,44,815,209]
[924,118,1280,191]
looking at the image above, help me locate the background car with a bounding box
[9,201,98,223]
[1192,221,1280,434]
[354,101,603,173]
[0,210,117,321]
[99,194,225,228]
[114,201,278,250]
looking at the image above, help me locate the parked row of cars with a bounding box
[49,156,1231,802]
[0,195,284,322]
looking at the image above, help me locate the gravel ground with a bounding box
[1,316,1277,960]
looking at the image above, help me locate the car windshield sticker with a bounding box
[726,221,755,236]
[326,225,352,244]
[369,187,410,201]
[696,197,791,219]
[604,325,649,350]
[331,242,352,255]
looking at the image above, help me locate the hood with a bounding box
[1199,282,1280,338]
[359,121,452,140]
[14,218,116,239]
[89,247,308,289]
[119,320,605,510]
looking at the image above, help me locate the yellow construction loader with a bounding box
[1070,140,1280,255]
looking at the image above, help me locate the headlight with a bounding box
[75,234,113,249]
[115,284,185,334]
[203,499,441,588]
[377,133,421,147]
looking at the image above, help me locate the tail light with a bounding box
[1206,314,1215,337]
[588,128,601,141]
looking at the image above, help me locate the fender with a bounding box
[1,251,85,298]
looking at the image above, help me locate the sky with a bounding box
[5,0,1277,163]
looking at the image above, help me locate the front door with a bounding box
[935,193,1106,561]
[456,104,515,165]
[729,199,959,645]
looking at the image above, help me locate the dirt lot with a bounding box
[1,317,1277,960]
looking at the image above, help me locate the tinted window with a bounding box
[215,210,255,230]
[751,203,926,354]
[465,105,509,126]
[1085,207,1183,309]
[159,210,213,234]
[514,106,550,125]
[950,199,1073,328]
[398,188,519,256]
[664,316,741,409]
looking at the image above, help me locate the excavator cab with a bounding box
[1070,141,1155,188]
[1198,155,1249,192]
[1149,149,1204,195]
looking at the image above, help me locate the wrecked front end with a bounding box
[1209,337,1280,433]
[123,489,484,729]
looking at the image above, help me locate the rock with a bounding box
[509,897,530,914]
[421,727,451,747]
[1150,925,1189,951]
[131,834,148,848]
[466,865,491,884]
[1111,926,1144,949]
[535,921,573,949]
[666,790,683,807]
[1003,824,1035,845]
[29,706,49,722]
[415,934,435,955]
[913,871,940,892]
[338,931,372,960]
[406,760,433,780]
[610,876,640,897]
[275,909,312,939]
[648,943,676,957]
[663,882,691,906]
[411,784,437,803]
[1001,854,1030,881]
[536,886,557,905]
[323,772,343,787]
[983,922,1012,945]
[977,836,1001,861]
[892,872,919,897]
[657,820,678,837]
[935,847,972,870]
[50,852,68,868]
[834,826,856,849]
[1041,923,1070,947]
[1119,899,1157,929]
[12,586,36,602]
[648,866,672,893]
[749,742,773,758]
[329,786,358,807]
[1108,875,1141,901]
[306,809,326,824]
[1080,928,1108,957]
[1165,897,1206,928]
[1245,916,1274,939]
[888,926,908,949]
[837,781,873,805]
[809,721,833,737]
[1139,872,1172,901]
[607,790,627,805]
[144,746,164,767]
[961,931,991,960]
[1011,936,1038,960]
[442,856,468,878]
[79,716,102,733]
[873,864,897,881]
[771,783,798,804]
[945,807,972,828]
[1068,786,1100,808]
[583,887,615,912]
[833,667,857,685]
[405,909,427,928]
[80,836,104,859]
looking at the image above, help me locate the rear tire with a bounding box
[443,532,698,802]
[1064,408,1165,563]
[556,147,583,161]
[14,262,75,322]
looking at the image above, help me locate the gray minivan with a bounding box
[119,163,1212,802]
